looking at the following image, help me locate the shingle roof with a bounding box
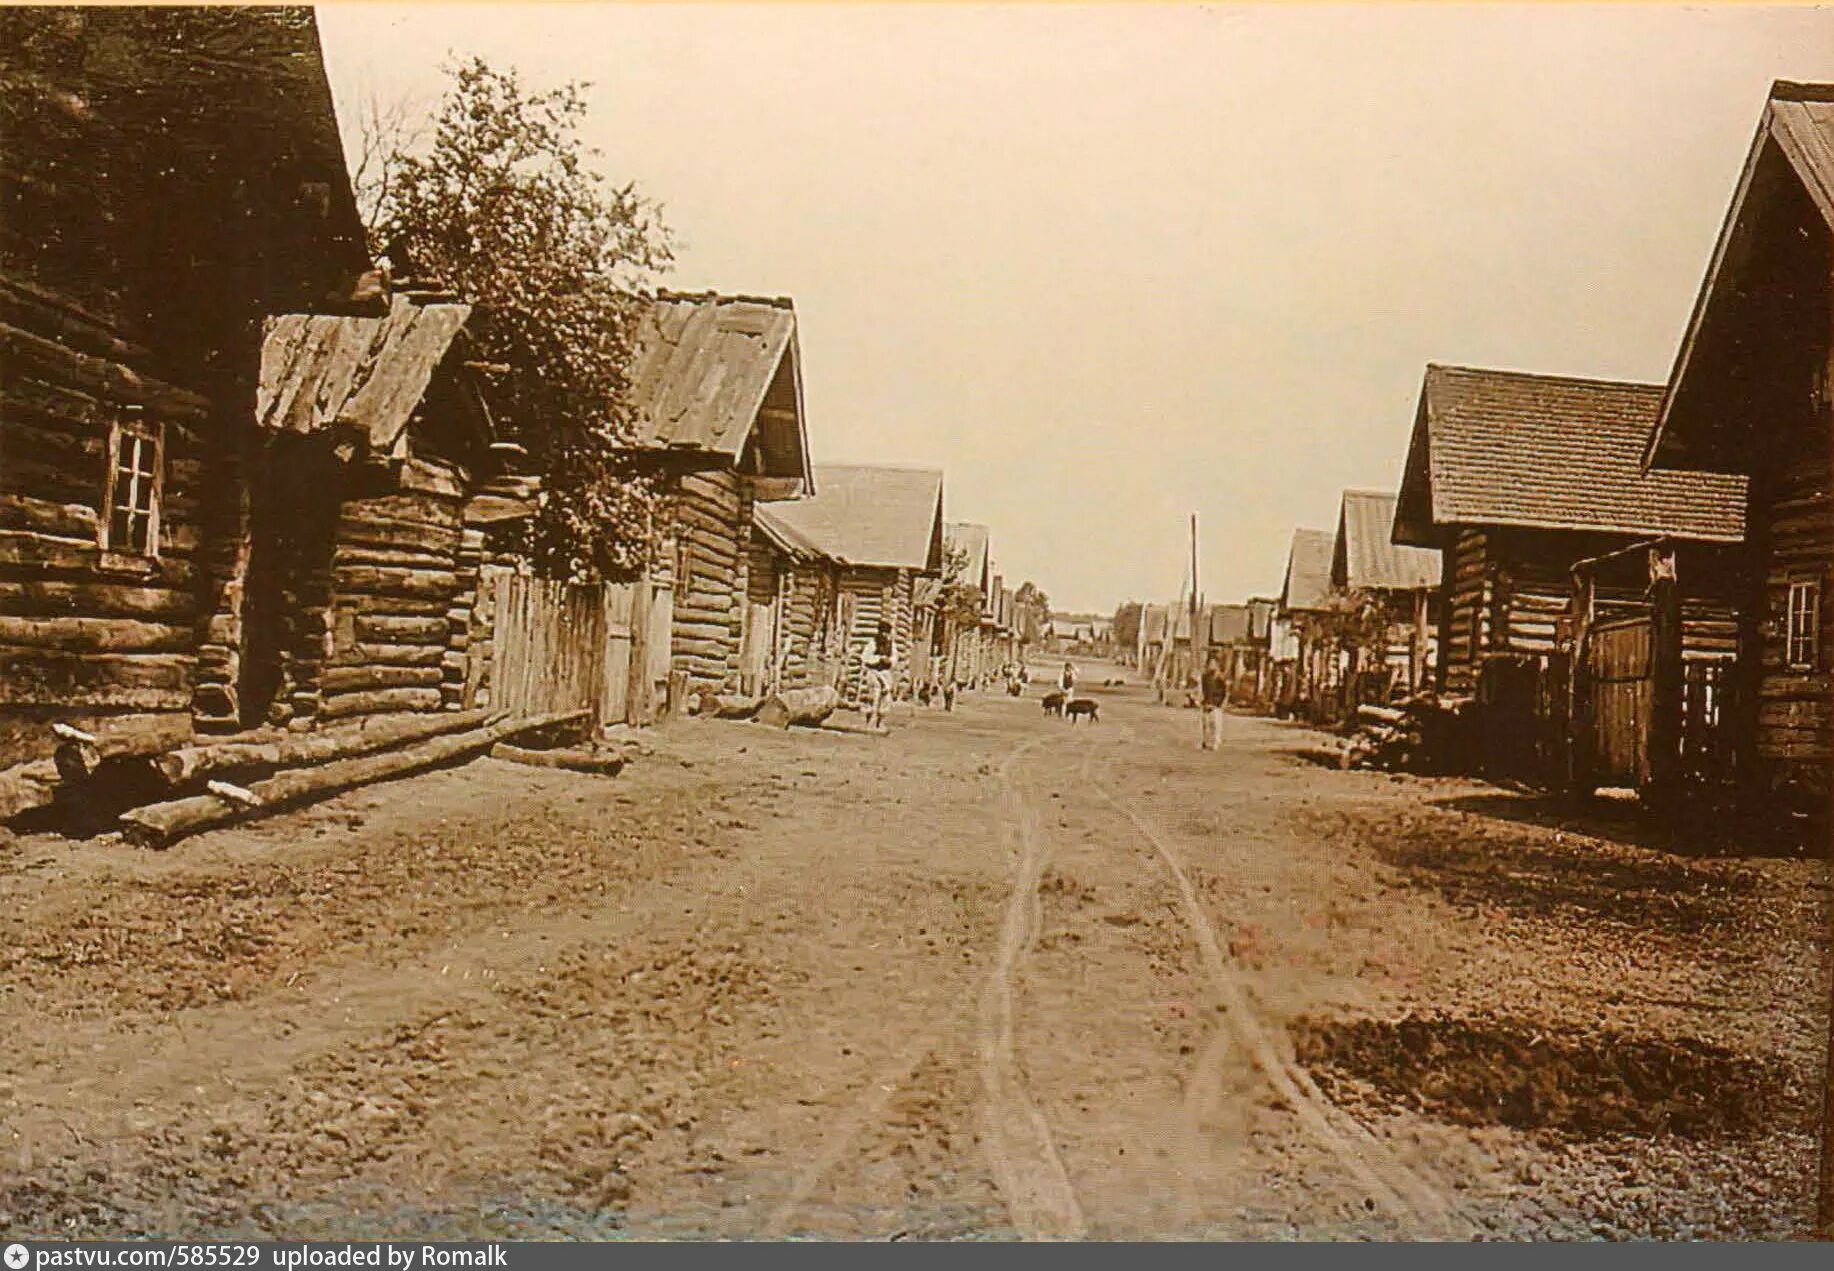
[754,463,944,571]
[1394,365,1746,545]
[257,296,471,452]
[624,292,810,482]
[1652,82,1834,467]
[1279,528,1336,613]
[1333,489,1441,591]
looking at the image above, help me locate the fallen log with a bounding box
[121,709,585,849]
[696,690,763,720]
[149,708,496,790]
[755,685,840,730]
[489,742,628,776]
[1356,703,1408,727]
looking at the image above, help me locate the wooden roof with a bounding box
[1392,364,1746,545]
[1650,81,1834,468]
[754,464,944,571]
[1279,528,1336,613]
[1207,603,1253,646]
[623,291,811,488]
[257,297,472,452]
[1140,604,1169,645]
[1332,489,1441,591]
[945,521,992,596]
[0,8,369,357]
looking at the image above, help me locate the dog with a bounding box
[1042,690,1066,716]
[1007,680,1023,697]
[1065,698,1099,725]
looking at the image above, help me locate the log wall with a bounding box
[0,279,210,766]
[1752,419,1833,776]
[669,468,753,693]
[319,482,468,727]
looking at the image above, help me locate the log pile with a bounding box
[120,708,587,849]
[1339,695,1472,774]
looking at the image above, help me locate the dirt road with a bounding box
[2,670,1826,1239]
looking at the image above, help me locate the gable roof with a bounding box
[754,463,944,571]
[1140,604,1169,645]
[624,291,811,486]
[0,7,370,362]
[1650,81,1834,467]
[1207,603,1252,646]
[257,296,472,452]
[751,500,830,562]
[1247,597,1277,641]
[1279,528,1336,613]
[1392,364,1746,546]
[1333,489,1441,591]
[945,522,992,595]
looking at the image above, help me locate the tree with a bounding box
[1113,601,1143,652]
[367,58,674,581]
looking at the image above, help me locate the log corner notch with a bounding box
[118,708,587,849]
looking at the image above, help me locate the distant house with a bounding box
[622,291,814,699]
[1276,528,1338,719]
[1644,80,1833,809]
[940,521,994,686]
[1393,363,1747,781]
[1138,603,1170,676]
[1330,489,1443,699]
[755,463,945,698]
[748,500,843,695]
[0,8,374,769]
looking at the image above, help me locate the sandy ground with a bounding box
[0,667,1827,1240]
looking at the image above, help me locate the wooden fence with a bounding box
[468,566,673,728]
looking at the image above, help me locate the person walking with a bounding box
[860,621,896,732]
[1059,660,1077,702]
[1200,652,1228,751]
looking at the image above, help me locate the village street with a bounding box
[0,664,1826,1241]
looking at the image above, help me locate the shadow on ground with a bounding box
[1291,1013,1805,1138]
[1372,812,1761,936]
[1432,792,1819,862]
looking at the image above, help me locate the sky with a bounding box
[317,2,1834,615]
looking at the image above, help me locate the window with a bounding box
[102,409,163,556]
[1787,578,1821,671]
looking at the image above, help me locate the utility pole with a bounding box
[1189,513,1201,690]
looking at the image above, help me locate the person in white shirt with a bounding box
[861,622,895,731]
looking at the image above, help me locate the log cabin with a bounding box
[222,295,513,732]
[0,8,372,768]
[622,291,814,698]
[1138,603,1170,679]
[1644,80,1834,810]
[1392,363,1749,780]
[941,521,993,687]
[748,498,843,695]
[1330,489,1443,697]
[753,463,945,700]
[1276,527,1339,719]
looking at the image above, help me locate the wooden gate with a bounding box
[472,568,670,728]
[1586,616,1654,789]
[486,570,610,721]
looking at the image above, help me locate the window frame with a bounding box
[1785,575,1822,672]
[100,408,165,558]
